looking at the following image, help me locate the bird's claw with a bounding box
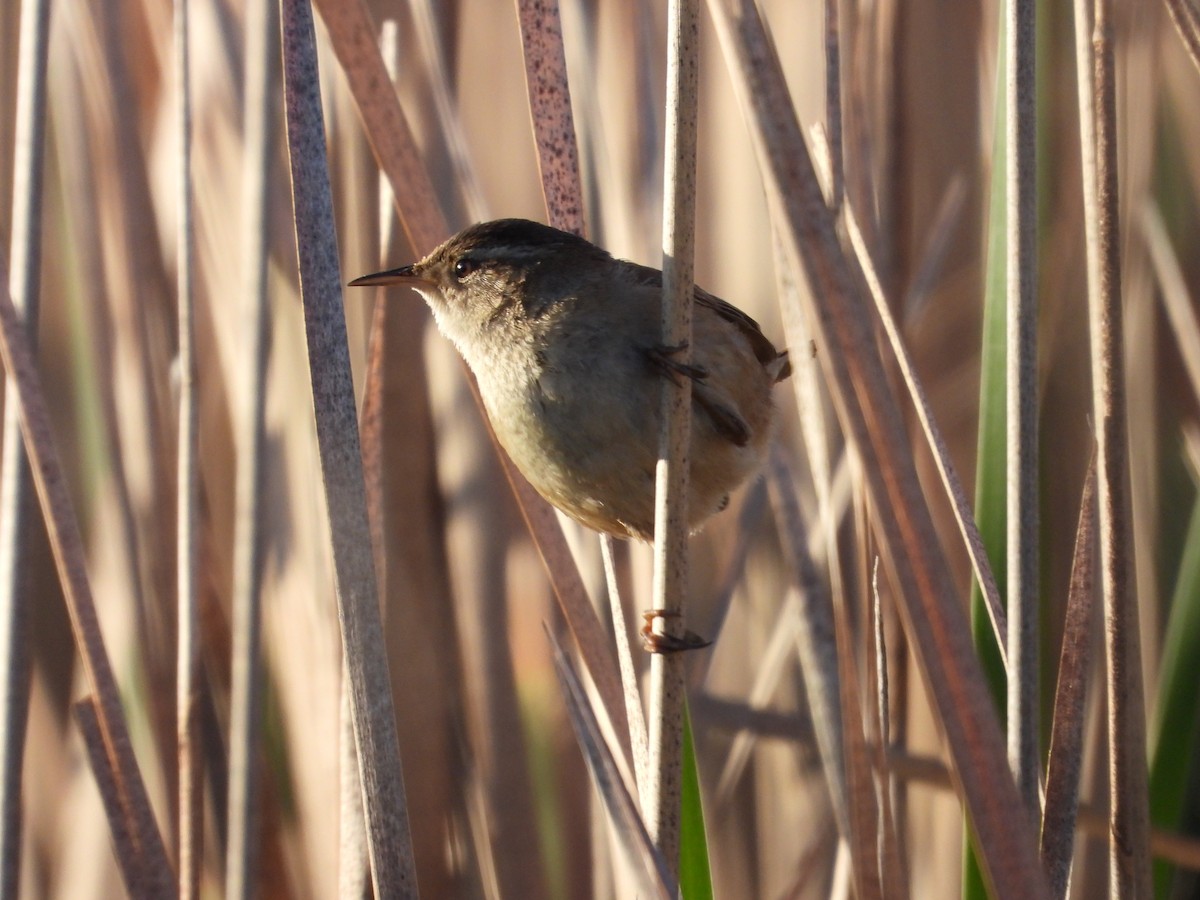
[640,609,712,654]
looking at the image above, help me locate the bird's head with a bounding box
[350,218,608,351]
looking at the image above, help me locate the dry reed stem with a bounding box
[602,536,651,806]
[342,21,400,898]
[72,698,152,898]
[829,552,884,900]
[310,0,444,253]
[224,0,277,892]
[548,628,677,899]
[1041,459,1098,898]
[1087,0,1153,892]
[0,0,50,890]
[0,255,174,895]
[844,204,1008,668]
[647,0,700,870]
[173,0,202,894]
[706,2,1049,894]
[1006,0,1041,815]
[516,0,585,234]
[871,564,909,896]
[278,1,417,893]
[338,658,370,899]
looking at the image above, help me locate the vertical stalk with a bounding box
[1088,0,1152,893]
[647,0,700,873]
[173,0,201,894]
[278,0,417,893]
[0,0,50,890]
[1005,0,1040,815]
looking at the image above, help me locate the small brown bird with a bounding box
[351,219,789,541]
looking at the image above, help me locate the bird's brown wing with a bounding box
[693,285,791,379]
[625,263,791,381]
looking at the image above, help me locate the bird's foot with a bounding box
[640,609,712,654]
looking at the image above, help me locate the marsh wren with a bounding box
[351,219,790,541]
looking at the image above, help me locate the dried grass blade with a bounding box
[278,1,416,894]
[343,21,399,897]
[72,698,154,898]
[871,565,909,897]
[515,0,585,233]
[0,0,51,890]
[0,256,174,896]
[1041,458,1098,898]
[601,536,651,806]
[844,205,1007,668]
[547,627,678,900]
[1083,0,1153,892]
[828,563,883,900]
[310,0,445,253]
[705,1,1047,894]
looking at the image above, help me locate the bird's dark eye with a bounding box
[453,258,479,279]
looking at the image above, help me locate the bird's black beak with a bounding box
[348,264,431,288]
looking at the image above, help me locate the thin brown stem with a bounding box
[647,0,700,871]
[515,0,585,235]
[1088,0,1153,893]
[0,0,50,890]
[1006,0,1040,816]
[174,0,202,894]
[0,257,175,897]
[1041,459,1098,898]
